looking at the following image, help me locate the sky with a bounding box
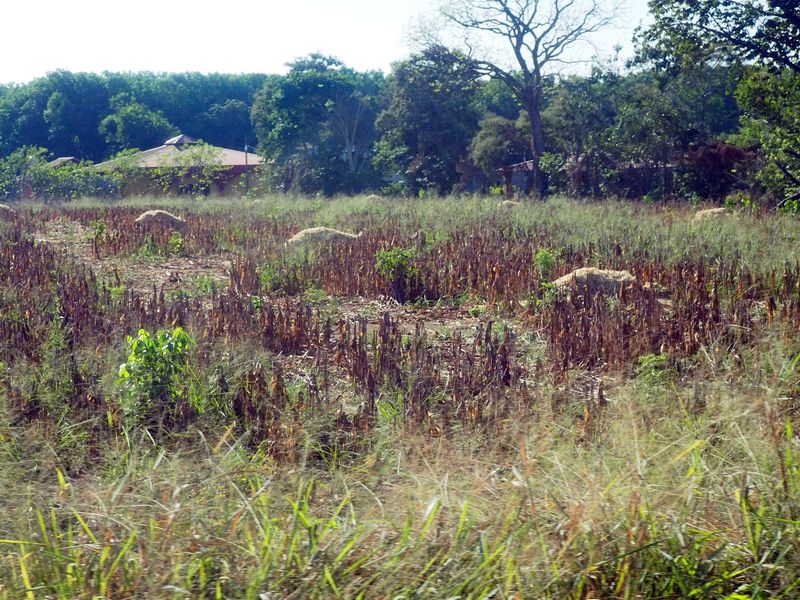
[1,0,651,85]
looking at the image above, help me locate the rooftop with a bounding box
[95,135,262,170]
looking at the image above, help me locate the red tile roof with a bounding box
[95,136,262,170]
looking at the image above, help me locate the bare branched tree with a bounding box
[435,0,616,196]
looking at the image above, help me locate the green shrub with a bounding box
[375,247,419,303]
[258,261,282,293]
[167,231,185,256]
[724,190,752,209]
[116,327,197,430]
[132,235,159,261]
[257,258,307,295]
[534,247,558,280]
[635,353,675,386]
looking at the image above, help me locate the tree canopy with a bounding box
[374,47,482,196]
[433,0,617,196]
[1,1,799,206]
[637,0,800,73]
[0,71,266,161]
[251,55,384,195]
[638,0,800,205]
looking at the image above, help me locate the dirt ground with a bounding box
[33,218,537,352]
[35,218,232,298]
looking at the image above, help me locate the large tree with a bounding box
[0,72,111,160]
[374,46,482,196]
[469,113,529,182]
[252,55,384,195]
[98,95,178,154]
[638,0,800,205]
[736,69,800,206]
[196,99,253,150]
[433,0,615,196]
[40,71,110,160]
[637,0,800,73]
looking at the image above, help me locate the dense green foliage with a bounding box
[637,0,799,73]
[252,55,385,195]
[374,47,482,196]
[637,0,800,204]
[0,60,771,202]
[470,113,529,183]
[0,71,265,161]
[735,69,800,206]
[0,146,122,201]
[117,327,195,430]
[1,1,800,202]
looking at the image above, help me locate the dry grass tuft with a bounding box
[552,266,637,297]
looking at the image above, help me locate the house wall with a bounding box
[118,167,257,197]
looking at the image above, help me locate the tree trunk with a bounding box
[523,92,547,198]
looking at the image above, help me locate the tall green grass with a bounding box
[46,194,800,274]
[3,196,800,597]
[2,370,800,598]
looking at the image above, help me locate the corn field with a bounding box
[3,200,800,442]
[3,197,800,598]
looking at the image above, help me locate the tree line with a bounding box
[0,0,797,205]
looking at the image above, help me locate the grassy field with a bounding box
[2,195,800,598]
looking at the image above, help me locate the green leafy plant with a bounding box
[108,284,126,302]
[533,248,560,305]
[635,353,675,386]
[132,234,159,262]
[167,289,191,303]
[303,286,329,304]
[38,306,77,419]
[88,219,106,259]
[780,199,800,214]
[258,261,282,293]
[375,247,419,303]
[724,191,751,210]
[89,219,105,239]
[468,303,487,317]
[190,275,215,296]
[257,256,308,295]
[167,231,185,256]
[534,247,558,280]
[532,281,557,307]
[116,327,196,429]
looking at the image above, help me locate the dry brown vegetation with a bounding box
[2,196,800,598]
[133,208,189,233]
[694,206,731,220]
[0,203,17,219]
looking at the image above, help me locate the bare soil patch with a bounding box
[35,218,232,297]
[32,218,537,356]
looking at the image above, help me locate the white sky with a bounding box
[1,0,651,85]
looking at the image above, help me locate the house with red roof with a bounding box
[95,135,263,196]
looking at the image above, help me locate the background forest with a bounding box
[0,0,798,205]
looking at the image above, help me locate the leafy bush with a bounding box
[0,147,122,201]
[150,141,226,197]
[724,190,752,210]
[167,231,184,256]
[116,327,197,430]
[635,353,675,386]
[258,258,304,294]
[375,247,419,303]
[534,247,558,280]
